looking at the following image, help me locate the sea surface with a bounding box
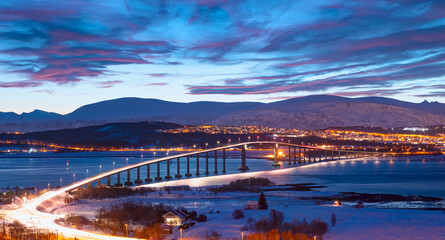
[0,151,444,198]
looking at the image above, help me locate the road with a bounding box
[3,142,361,239]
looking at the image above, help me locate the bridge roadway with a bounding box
[64,141,381,192]
[5,141,382,239]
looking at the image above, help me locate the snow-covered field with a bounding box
[49,185,445,239]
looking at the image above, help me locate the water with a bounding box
[0,152,444,198]
[263,157,445,198]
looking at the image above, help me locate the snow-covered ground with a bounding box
[48,185,445,240]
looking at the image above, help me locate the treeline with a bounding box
[65,186,156,203]
[94,202,179,237]
[246,229,312,240]
[244,209,328,239]
[0,187,34,205]
[0,220,75,240]
[208,177,275,193]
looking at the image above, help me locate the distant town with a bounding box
[1,123,444,155]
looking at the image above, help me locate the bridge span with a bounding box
[5,141,383,240]
[61,141,383,193]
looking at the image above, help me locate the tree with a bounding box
[269,210,284,228]
[258,192,268,210]
[232,209,244,220]
[189,211,198,220]
[331,213,336,227]
[197,215,207,222]
[134,224,164,240]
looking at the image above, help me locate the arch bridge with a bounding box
[63,141,383,193]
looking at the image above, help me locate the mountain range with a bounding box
[1,95,444,132]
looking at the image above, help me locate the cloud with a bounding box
[0,0,444,104]
[414,91,445,98]
[145,82,168,86]
[0,81,42,88]
[97,80,124,88]
[147,73,171,77]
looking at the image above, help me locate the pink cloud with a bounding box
[0,81,42,88]
[145,82,167,86]
[97,80,124,88]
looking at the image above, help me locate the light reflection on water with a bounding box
[0,153,444,198]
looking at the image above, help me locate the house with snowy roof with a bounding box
[162,209,188,226]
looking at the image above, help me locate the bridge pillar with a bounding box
[185,156,192,177]
[205,152,209,175]
[97,179,101,187]
[125,170,133,186]
[196,154,200,176]
[155,162,162,181]
[308,149,311,163]
[338,151,341,159]
[107,176,110,186]
[222,149,226,173]
[135,167,143,184]
[319,150,322,161]
[272,144,280,167]
[115,172,122,187]
[303,148,307,163]
[331,149,334,160]
[239,145,250,170]
[293,147,297,164]
[298,147,302,164]
[325,150,327,160]
[145,164,152,182]
[214,150,218,174]
[288,146,291,165]
[175,157,182,178]
[165,160,172,179]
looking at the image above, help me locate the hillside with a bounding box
[0,95,444,132]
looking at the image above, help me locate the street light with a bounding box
[126,158,129,165]
[60,178,62,187]
[86,169,89,178]
[99,165,102,173]
[241,232,244,240]
[113,161,115,169]
[124,223,128,237]
[47,183,50,191]
[73,173,75,183]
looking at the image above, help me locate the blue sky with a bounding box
[1,0,445,114]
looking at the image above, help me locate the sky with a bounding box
[1,0,445,114]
